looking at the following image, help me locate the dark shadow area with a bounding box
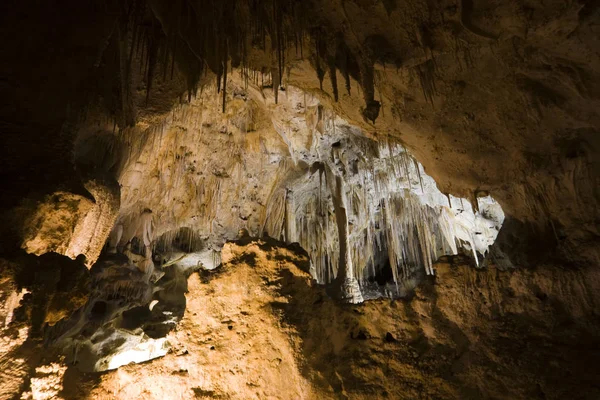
[0,251,92,399]
[262,239,600,399]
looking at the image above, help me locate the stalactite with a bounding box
[275,0,284,92]
[315,32,326,91]
[217,69,222,94]
[416,59,437,106]
[222,39,228,113]
[359,61,380,123]
[273,67,280,104]
[328,56,339,102]
[162,33,170,81]
[139,28,147,77]
[279,133,503,299]
[471,191,480,213]
[144,18,162,106]
[170,36,176,79]
[335,37,353,97]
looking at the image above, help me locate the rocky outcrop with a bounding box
[85,77,504,301]
[2,0,599,266]
[19,179,120,267]
[52,238,598,400]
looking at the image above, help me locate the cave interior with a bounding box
[1,0,600,399]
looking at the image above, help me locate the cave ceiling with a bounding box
[0,1,600,397]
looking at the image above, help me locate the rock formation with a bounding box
[0,0,599,398]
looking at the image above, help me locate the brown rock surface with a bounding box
[1,0,599,263]
[33,239,596,400]
[1,1,599,398]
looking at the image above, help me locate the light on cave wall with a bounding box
[44,80,507,374]
[267,135,505,292]
[104,82,505,302]
[106,338,169,370]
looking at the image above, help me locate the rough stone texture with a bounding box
[19,179,120,266]
[1,0,598,264]
[18,193,96,259]
[1,1,599,398]
[0,258,34,399]
[18,238,594,400]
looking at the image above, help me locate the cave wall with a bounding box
[0,1,599,396]
[63,238,600,400]
[70,72,502,300]
[1,0,598,267]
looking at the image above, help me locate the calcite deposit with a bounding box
[0,0,599,398]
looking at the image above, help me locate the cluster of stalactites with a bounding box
[106,209,159,283]
[106,0,385,127]
[282,138,497,287]
[111,0,306,117]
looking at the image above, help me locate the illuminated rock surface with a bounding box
[4,239,597,399]
[0,0,599,398]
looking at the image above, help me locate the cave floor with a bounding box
[2,239,600,400]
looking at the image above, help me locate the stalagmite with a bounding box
[327,170,363,303]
